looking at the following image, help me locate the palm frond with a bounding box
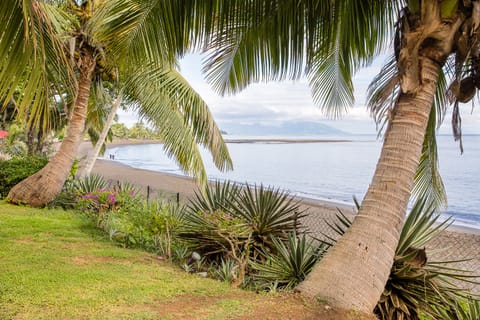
[123,67,209,184]
[307,1,398,117]
[201,0,397,116]
[0,1,75,133]
[367,55,450,134]
[202,1,310,95]
[307,43,355,118]
[141,67,232,172]
[366,55,400,133]
[90,0,195,67]
[411,107,447,212]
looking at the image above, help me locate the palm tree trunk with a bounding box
[297,57,441,312]
[7,51,96,207]
[78,94,122,178]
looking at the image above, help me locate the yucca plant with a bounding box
[211,258,238,284]
[73,174,108,194]
[188,180,241,214]
[329,198,478,320]
[181,181,305,262]
[228,184,306,256]
[251,233,329,290]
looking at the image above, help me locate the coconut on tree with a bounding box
[1,0,232,207]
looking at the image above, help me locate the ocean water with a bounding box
[107,135,479,228]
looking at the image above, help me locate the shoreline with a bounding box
[96,158,480,236]
[88,139,480,236]
[65,138,480,293]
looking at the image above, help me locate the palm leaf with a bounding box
[411,107,447,212]
[142,67,232,172]
[202,1,309,95]
[0,0,75,133]
[123,66,213,184]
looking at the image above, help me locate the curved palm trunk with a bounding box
[8,52,96,207]
[297,58,441,312]
[79,94,122,178]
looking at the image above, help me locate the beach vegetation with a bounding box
[3,0,478,316]
[179,182,305,286]
[53,175,479,319]
[186,1,479,314]
[183,181,305,260]
[56,175,187,257]
[251,233,327,290]
[2,0,232,207]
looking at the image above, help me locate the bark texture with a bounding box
[297,3,465,313]
[79,94,122,178]
[7,51,95,207]
[296,57,441,313]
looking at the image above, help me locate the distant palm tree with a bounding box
[1,0,231,207]
[198,0,476,314]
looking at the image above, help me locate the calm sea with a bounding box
[107,135,479,228]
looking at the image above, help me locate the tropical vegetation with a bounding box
[188,1,479,314]
[49,175,478,319]
[0,156,48,198]
[1,0,231,207]
[2,0,479,316]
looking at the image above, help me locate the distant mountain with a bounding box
[220,121,347,136]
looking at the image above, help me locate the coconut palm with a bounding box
[197,0,478,314]
[1,0,232,207]
[3,0,477,315]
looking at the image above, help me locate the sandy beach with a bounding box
[80,139,480,292]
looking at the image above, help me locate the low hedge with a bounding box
[0,156,48,198]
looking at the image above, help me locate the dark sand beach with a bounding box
[79,139,480,292]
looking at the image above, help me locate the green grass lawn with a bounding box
[0,202,323,320]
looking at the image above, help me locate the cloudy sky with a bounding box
[118,54,480,135]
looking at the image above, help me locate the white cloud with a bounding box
[179,54,383,134]
[116,53,478,135]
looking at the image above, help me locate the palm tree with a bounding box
[3,0,476,315]
[1,0,232,207]
[79,92,122,178]
[197,0,476,314]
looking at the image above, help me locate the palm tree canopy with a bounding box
[201,1,399,117]
[0,0,233,183]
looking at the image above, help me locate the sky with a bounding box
[118,54,480,135]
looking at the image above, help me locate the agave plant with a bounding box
[181,181,305,262]
[73,174,108,194]
[188,180,241,214]
[251,233,329,290]
[329,198,478,320]
[211,258,238,283]
[439,298,480,320]
[228,184,306,254]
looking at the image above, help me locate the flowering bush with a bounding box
[75,185,141,228]
[77,189,118,212]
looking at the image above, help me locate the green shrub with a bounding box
[181,181,305,262]
[180,181,306,287]
[0,156,48,198]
